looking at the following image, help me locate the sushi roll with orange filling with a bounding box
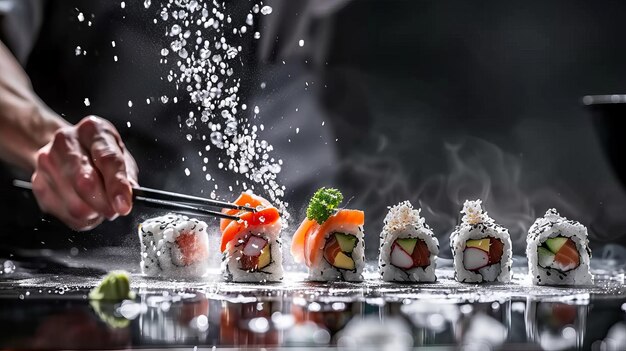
[291,188,365,281]
[527,209,593,285]
[450,200,512,283]
[139,214,210,278]
[220,192,284,282]
[379,201,439,282]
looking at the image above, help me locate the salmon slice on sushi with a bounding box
[138,213,210,278]
[291,188,365,282]
[379,201,439,282]
[220,192,284,282]
[527,209,593,285]
[450,200,512,283]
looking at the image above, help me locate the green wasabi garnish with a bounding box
[89,270,135,301]
[306,187,343,224]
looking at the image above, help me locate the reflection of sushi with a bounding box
[291,188,365,281]
[378,201,439,282]
[219,301,280,346]
[220,192,284,282]
[138,214,209,278]
[527,209,593,285]
[450,200,512,283]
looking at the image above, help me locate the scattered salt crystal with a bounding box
[84,98,91,106]
[254,106,260,114]
[161,48,169,56]
[144,0,151,9]
[75,46,82,56]
[260,6,272,15]
[170,24,182,36]
[184,168,191,176]
[77,13,85,22]
[254,32,261,39]
[298,39,304,47]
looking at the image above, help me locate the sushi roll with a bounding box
[291,188,365,282]
[450,200,512,283]
[527,209,593,285]
[138,213,209,278]
[378,201,439,282]
[220,192,284,282]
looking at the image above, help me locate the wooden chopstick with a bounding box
[131,186,256,212]
[136,196,240,220]
[12,179,253,220]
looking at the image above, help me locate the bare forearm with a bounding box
[0,40,69,172]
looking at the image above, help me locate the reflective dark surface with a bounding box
[1,249,626,350]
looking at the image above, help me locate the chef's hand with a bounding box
[31,116,138,231]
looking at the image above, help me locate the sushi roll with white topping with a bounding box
[219,192,284,282]
[378,201,439,282]
[291,188,365,282]
[450,200,512,283]
[527,209,593,286]
[138,213,209,278]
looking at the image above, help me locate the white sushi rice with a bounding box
[307,223,365,282]
[450,200,512,283]
[138,213,209,278]
[379,201,439,282]
[527,209,593,286]
[222,219,284,282]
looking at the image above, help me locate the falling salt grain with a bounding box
[298,39,304,47]
[121,2,125,9]
[184,168,191,176]
[161,48,169,56]
[75,46,82,56]
[295,128,299,134]
[128,100,133,108]
[127,121,131,128]
[111,41,116,47]
[254,106,260,114]
[260,6,273,15]
[114,55,118,62]
[84,98,91,106]
[77,13,85,22]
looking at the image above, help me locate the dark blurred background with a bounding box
[1,0,626,257]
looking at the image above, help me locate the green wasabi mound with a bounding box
[89,270,135,301]
[306,187,344,224]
